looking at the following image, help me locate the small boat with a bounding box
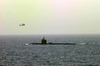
[86,42,89,45]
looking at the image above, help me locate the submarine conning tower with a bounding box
[41,37,47,44]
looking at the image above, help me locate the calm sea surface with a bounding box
[0,34,100,66]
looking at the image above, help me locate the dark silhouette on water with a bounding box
[28,37,76,45]
[41,37,47,44]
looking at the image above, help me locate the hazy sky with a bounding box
[0,0,100,35]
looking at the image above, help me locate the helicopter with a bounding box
[19,23,25,26]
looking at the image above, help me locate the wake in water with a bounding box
[26,43,29,45]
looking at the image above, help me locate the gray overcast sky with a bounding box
[0,0,100,35]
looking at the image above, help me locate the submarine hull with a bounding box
[29,43,76,45]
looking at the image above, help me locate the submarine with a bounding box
[28,37,76,45]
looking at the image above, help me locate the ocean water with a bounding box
[0,34,100,66]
